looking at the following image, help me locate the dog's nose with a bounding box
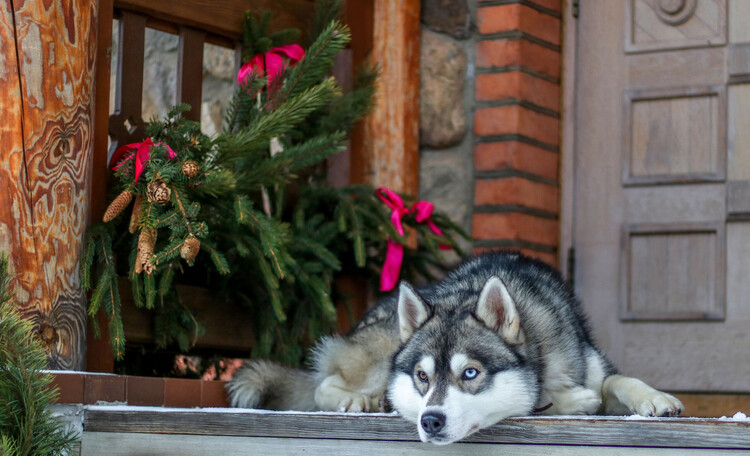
[420,411,446,435]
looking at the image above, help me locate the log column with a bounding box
[354,0,421,197]
[0,0,97,369]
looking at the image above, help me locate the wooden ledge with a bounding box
[82,406,750,450]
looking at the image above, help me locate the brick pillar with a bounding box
[472,0,562,266]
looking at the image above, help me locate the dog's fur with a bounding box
[227,252,683,444]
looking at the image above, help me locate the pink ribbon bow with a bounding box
[109,138,177,183]
[237,44,305,87]
[377,187,451,292]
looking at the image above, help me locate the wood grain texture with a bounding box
[356,0,420,196]
[0,0,97,370]
[82,408,750,449]
[80,432,746,456]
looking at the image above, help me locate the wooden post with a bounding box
[0,0,97,370]
[353,0,421,197]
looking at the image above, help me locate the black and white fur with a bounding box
[228,252,683,444]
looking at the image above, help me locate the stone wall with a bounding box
[418,0,563,265]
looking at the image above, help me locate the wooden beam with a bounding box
[113,0,315,42]
[83,408,750,449]
[0,0,98,369]
[354,0,420,196]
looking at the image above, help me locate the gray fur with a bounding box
[227,252,683,444]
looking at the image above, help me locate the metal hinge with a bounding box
[566,246,576,290]
[572,0,580,18]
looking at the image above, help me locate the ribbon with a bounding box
[237,44,305,87]
[109,138,176,183]
[377,187,452,292]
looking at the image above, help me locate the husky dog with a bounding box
[228,252,683,445]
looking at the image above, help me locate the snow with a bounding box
[85,404,399,417]
[718,411,750,421]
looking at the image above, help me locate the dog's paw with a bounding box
[631,391,683,417]
[337,393,372,412]
[546,386,602,415]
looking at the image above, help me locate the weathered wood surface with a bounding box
[355,0,420,196]
[0,0,97,369]
[80,432,747,456]
[83,408,750,449]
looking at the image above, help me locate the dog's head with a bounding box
[387,276,539,445]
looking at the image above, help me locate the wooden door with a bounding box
[569,0,750,391]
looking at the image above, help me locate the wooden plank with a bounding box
[355,0,420,196]
[0,0,98,369]
[177,27,205,122]
[109,11,147,152]
[121,279,255,350]
[81,432,746,456]
[82,408,750,449]
[727,181,750,219]
[87,0,116,373]
[114,0,314,42]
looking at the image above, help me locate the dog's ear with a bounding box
[475,276,525,344]
[397,282,430,342]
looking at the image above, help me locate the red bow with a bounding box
[237,44,305,87]
[110,138,176,183]
[377,187,451,292]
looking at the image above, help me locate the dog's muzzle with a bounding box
[420,411,446,436]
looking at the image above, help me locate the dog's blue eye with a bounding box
[462,368,479,380]
[417,370,429,383]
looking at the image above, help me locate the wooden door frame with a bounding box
[559,0,577,279]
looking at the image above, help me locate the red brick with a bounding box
[51,372,85,404]
[127,376,165,406]
[201,380,230,407]
[476,39,560,79]
[164,378,203,408]
[472,246,558,267]
[474,142,559,181]
[84,374,126,404]
[475,177,559,214]
[472,212,559,246]
[476,72,560,112]
[478,4,561,45]
[474,105,559,145]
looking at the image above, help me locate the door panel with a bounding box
[573,0,750,391]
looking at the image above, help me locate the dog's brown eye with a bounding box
[416,370,429,383]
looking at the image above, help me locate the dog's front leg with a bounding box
[601,375,683,417]
[314,374,379,412]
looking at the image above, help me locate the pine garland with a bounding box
[81,3,470,366]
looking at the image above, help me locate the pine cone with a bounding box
[182,160,200,179]
[146,179,171,205]
[103,190,133,222]
[128,195,144,234]
[180,235,201,261]
[137,228,157,275]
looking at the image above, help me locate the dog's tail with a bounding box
[226,359,319,411]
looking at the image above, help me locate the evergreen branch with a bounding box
[144,272,157,309]
[284,21,351,100]
[0,255,79,454]
[234,195,291,279]
[216,77,340,165]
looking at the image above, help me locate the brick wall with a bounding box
[472,0,562,266]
